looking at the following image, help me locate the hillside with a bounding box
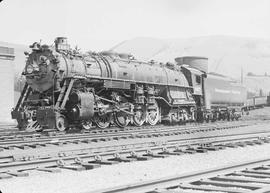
[112,35,270,95]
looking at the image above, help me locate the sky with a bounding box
[0,0,270,51]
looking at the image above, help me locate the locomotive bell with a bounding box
[30,42,41,51]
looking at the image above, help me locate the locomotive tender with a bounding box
[11,37,247,131]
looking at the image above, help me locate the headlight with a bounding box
[26,65,34,74]
[32,63,39,71]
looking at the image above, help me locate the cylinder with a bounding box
[68,91,95,120]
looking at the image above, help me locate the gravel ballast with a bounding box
[1,136,270,193]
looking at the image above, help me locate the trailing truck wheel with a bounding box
[146,101,160,126]
[55,115,68,132]
[114,112,130,128]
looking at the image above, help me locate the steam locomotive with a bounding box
[11,37,247,131]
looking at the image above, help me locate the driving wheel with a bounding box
[94,113,112,129]
[133,105,146,127]
[114,111,130,128]
[146,100,160,126]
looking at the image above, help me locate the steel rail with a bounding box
[0,130,270,176]
[0,121,252,150]
[89,158,270,193]
[0,118,263,138]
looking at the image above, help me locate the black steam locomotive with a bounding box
[11,37,247,131]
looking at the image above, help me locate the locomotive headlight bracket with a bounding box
[26,64,34,74]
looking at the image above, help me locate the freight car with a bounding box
[11,37,247,131]
[245,96,269,110]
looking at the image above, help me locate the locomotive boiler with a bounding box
[12,37,247,132]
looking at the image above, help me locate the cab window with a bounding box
[195,75,201,84]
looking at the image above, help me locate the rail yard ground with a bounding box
[0,107,270,193]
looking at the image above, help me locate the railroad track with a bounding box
[0,130,270,180]
[0,119,264,139]
[93,158,270,193]
[0,121,256,151]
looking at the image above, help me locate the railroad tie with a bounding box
[143,152,168,158]
[147,188,179,193]
[6,146,15,150]
[244,168,270,175]
[0,173,13,179]
[225,143,238,148]
[179,182,247,193]
[253,140,264,145]
[80,163,101,170]
[5,170,29,177]
[245,141,256,146]
[193,178,264,190]
[159,150,184,156]
[231,171,270,178]
[89,160,118,165]
[128,154,152,161]
[36,167,61,173]
[61,165,86,171]
[210,175,270,184]
[109,155,136,162]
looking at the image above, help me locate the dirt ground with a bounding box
[1,139,270,193]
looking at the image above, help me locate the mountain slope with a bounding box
[112,35,270,77]
[112,35,270,95]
